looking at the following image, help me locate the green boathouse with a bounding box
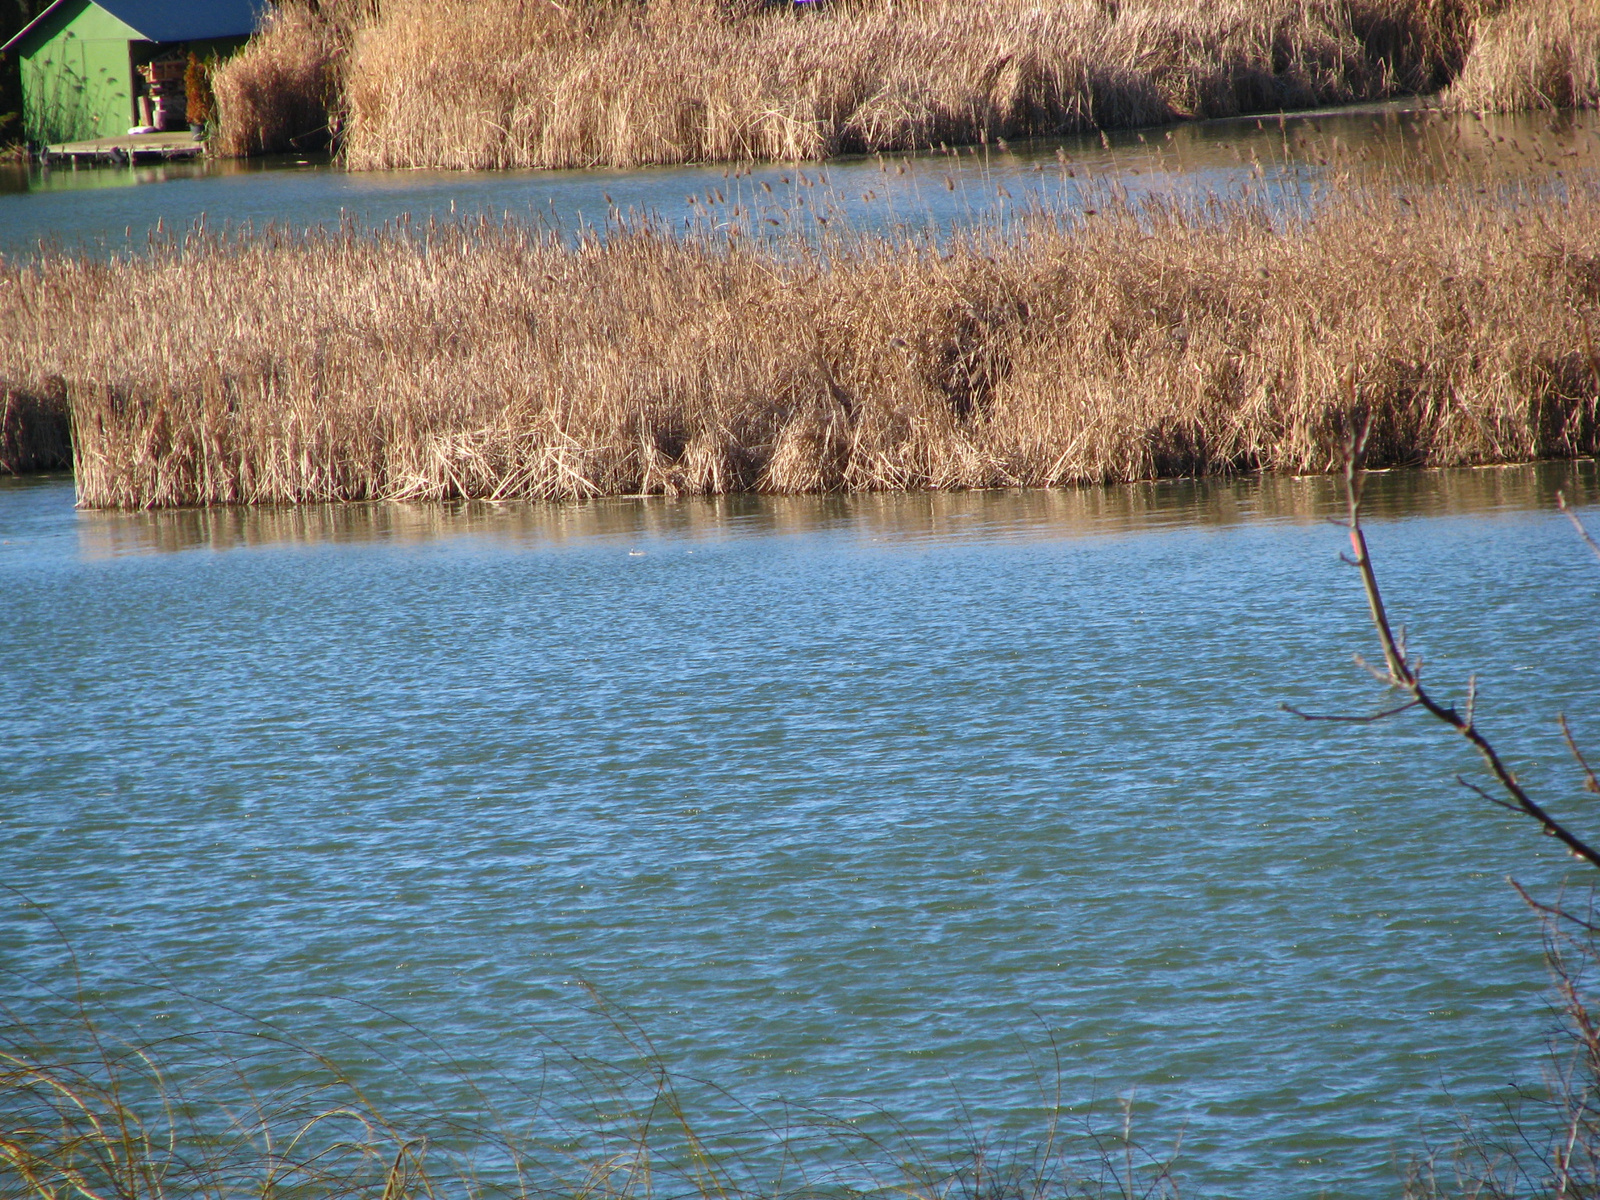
[2,0,260,145]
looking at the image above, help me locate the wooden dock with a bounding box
[44,132,205,166]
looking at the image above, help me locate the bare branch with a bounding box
[1342,414,1409,687]
[1557,490,1600,566]
[1510,879,1600,933]
[1335,388,1600,870]
[1351,653,1395,686]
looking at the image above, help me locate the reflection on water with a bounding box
[0,151,333,196]
[1,103,1595,259]
[73,461,1600,558]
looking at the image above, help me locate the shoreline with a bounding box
[5,457,1599,511]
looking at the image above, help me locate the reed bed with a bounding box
[209,0,375,156]
[0,377,69,474]
[2,175,1598,510]
[1445,0,1600,112]
[215,0,1500,172]
[208,5,343,157]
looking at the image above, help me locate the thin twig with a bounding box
[1511,879,1600,934]
[1562,714,1600,796]
[1557,491,1600,566]
[1457,775,1523,815]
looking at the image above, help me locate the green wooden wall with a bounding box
[18,0,138,143]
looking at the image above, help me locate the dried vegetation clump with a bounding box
[1446,0,1600,112]
[0,378,70,474]
[210,0,376,156]
[218,0,1512,171]
[2,177,1598,509]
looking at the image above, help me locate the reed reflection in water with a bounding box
[74,461,1600,559]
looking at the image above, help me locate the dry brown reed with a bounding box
[1445,0,1600,113]
[0,377,70,474]
[210,0,377,156]
[0,1028,429,1200]
[217,0,1499,171]
[3,170,1597,509]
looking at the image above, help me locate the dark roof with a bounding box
[3,0,264,54]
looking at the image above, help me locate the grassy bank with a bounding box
[212,0,1529,168]
[1,173,1597,509]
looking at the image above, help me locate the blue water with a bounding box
[5,465,1600,1197]
[2,103,1595,260]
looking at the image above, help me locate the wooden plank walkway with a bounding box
[44,132,205,165]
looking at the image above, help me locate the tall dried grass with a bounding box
[1445,0,1600,112]
[342,0,1420,170]
[0,376,69,473]
[210,0,377,156]
[0,1021,430,1200]
[2,173,1597,509]
[217,0,1499,170]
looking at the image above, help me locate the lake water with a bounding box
[6,95,1600,1196]
[0,102,1595,259]
[5,465,1600,1197]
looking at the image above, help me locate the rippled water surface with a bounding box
[0,103,1595,258]
[5,465,1600,1197]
